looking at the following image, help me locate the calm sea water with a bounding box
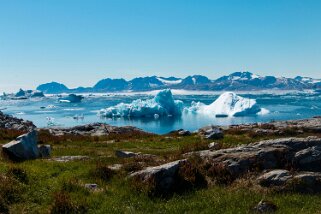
[1,91,321,134]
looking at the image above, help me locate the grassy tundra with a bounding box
[0,127,321,214]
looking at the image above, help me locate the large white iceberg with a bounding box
[186,92,266,117]
[99,89,184,118]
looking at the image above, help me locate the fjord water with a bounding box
[1,91,321,134]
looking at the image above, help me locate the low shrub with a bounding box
[122,162,143,173]
[50,191,88,214]
[0,196,9,214]
[93,163,115,181]
[61,179,89,195]
[6,166,28,184]
[206,162,234,184]
[177,156,208,192]
[0,174,24,204]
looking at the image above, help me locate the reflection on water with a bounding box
[1,91,321,134]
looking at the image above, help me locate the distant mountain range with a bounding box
[36,72,321,94]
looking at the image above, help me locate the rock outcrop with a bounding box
[226,116,321,136]
[131,137,321,195]
[0,111,35,132]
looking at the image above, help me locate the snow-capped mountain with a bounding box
[212,72,311,90]
[35,72,321,94]
[294,76,321,84]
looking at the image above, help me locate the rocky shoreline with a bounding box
[2,108,321,137]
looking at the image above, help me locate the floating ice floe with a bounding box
[99,89,184,118]
[59,94,84,103]
[185,92,268,117]
[73,114,84,120]
[46,117,57,126]
[40,105,56,109]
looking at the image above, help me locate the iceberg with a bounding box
[99,89,184,118]
[186,92,265,117]
[58,94,84,103]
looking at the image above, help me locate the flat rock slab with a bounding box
[115,150,139,158]
[51,156,89,162]
[108,164,123,171]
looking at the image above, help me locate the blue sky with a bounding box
[0,0,321,92]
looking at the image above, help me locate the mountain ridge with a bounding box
[36,72,321,94]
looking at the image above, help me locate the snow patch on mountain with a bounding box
[156,77,182,85]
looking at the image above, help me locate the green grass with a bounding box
[0,130,321,213]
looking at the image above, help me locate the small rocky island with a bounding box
[1,111,321,213]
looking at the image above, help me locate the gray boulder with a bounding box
[199,125,224,139]
[178,130,191,136]
[2,130,39,161]
[130,160,185,195]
